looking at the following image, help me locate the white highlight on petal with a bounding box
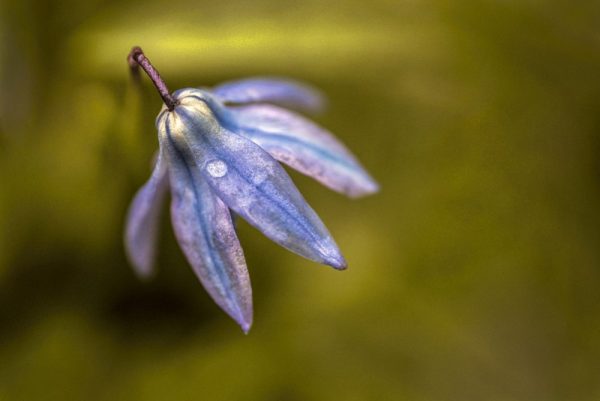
[206,160,228,178]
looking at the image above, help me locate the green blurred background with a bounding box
[1,0,600,400]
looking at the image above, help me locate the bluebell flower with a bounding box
[124,50,378,332]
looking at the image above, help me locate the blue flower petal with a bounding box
[124,147,169,278]
[161,119,253,332]
[164,96,347,269]
[212,77,325,113]
[226,104,379,198]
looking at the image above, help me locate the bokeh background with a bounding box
[1,0,600,400]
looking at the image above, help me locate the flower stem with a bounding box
[127,46,177,111]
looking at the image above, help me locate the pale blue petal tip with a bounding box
[241,320,252,335]
[351,176,380,198]
[328,254,348,270]
[320,244,348,270]
[133,265,156,281]
[229,298,253,334]
[229,306,253,334]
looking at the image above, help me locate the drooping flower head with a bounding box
[124,47,378,332]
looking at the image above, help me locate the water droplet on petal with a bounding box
[206,160,228,178]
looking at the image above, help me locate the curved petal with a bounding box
[212,78,325,113]
[164,103,346,270]
[228,104,379,198]
[163,135,253,332]
[124,148,169,278]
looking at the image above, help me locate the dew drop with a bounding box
[206,160,228,178]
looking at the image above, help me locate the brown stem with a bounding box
[127,46,177,111]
